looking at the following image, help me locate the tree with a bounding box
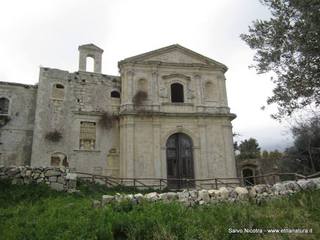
[241,0,320,119]
[292,115,320,172]
[262,150,269,159]
[237,138,261,160]
[281,115,320,174]
[268,150,283,160]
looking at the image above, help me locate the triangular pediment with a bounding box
[119,44,227,71]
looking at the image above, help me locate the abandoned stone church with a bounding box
[0,44,237,187]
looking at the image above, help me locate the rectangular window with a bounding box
[79,121,96,150]
[0,98,9,115]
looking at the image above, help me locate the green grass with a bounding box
[0,180,319,240]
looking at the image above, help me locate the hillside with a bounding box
[0,180,319,240]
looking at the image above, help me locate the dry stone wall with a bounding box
[2,166,320,208]
[0,166,77,192]
[95,177,320,207]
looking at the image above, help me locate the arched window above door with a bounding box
[170,83,184,103]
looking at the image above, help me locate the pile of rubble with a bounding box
[0,166,77,192]
[93,177,320,207]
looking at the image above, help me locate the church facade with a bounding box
[0,44,237,186]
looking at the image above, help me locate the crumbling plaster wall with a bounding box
[31,68,121,175]
[0,82,36,166]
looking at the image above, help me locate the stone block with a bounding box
[7,168,20,177]
[208,189,220,199]
[198,189,210,202]
[253,184,270,194]
[297,179,317,190]
[134,193,144,201]
[218,187,229,199]
[234,187,248,200]
[94,179,105,185]
[49,176,57,182]
[50,182,64,191]
[45,170,61,177]
[144,192,159,201]
[25,170,32,177]
[177,190,189,201]
[66,173,77,180]
[67,180,77,189]
[57,176,65,184]
[188,190,198,200]
[310,177,320,189]
[102,195,114,205]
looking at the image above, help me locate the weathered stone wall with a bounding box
[119,46,236,180]
[0,82,36,166]
[0,166,77,192]
[95,177,320,207]
[119,115,236,180]
[1,44,237,183]
[31,68,121,175]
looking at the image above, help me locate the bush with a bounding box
[45,130,62,142]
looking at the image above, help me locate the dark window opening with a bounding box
[55,84,64,89]
[0,97,9,115]
[243,168,255,186]
[171,83,184,103]
[111,91,120,98]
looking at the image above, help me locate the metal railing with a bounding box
[73,171,318,190]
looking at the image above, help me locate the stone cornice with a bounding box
[162,73,191,81]
[118,44,228,73]
[119,61,225,72]
[119,111,236,120]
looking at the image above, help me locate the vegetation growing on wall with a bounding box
[45,130,62,142]
[99,112,118,129]
[0,115,11,128]
[132,90,148,106]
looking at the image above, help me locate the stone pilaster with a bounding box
[152,120,161,178]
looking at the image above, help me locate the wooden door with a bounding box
[166,133,194,189]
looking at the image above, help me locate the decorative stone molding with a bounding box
[162,73,191,81]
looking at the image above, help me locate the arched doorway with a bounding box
[166,133,194,189]
[50,152,68,167]
[242,168,255,186]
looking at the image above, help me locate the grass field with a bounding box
[0,180,319,240]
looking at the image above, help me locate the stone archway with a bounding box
[242,168,255,186]
[166,133,194,189]
[50,152,68,167]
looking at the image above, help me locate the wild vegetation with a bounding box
[99,112,118,129]
[0,180,319,240]
[45,130,63,142]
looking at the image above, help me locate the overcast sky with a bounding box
[0,0,293,151]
